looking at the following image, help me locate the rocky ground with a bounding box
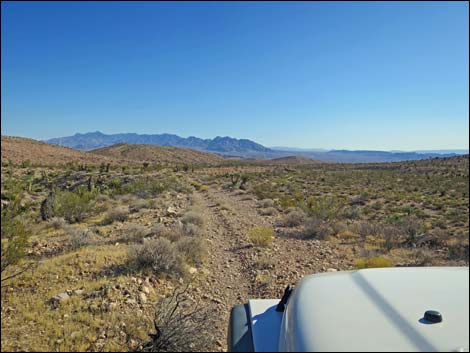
[186,184,352,351]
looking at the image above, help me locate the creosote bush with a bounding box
[53,189,97,223]
[248,227,274,247]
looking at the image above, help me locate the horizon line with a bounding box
[2,132,468,154]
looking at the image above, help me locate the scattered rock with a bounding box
[189,267,198,274]
[50,292,70,307]
[166,206,177,216]
[138,293,147,304]
[140,286,150,295]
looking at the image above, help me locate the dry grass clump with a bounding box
[181,211,205,227]
[129,238,184,278]
[355,256,393,269]
[337,229,358,241]
[175,237,207,265]
[258,199,275,208]
[283,208,306,227]
[248,227,274,247]
[101,206,129,225]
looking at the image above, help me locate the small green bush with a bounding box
[355,257,393,269]
[248,227,274,247]
[53,190,97,223]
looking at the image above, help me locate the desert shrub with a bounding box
[447,242,469,262]
[101,207,129,225]
[181,211,204,227]
[258,199,275,208]
[183,223,201,237]
[53,189,97,223]
[161,223,187,243]
[413,249,436,266]
[259,207,276,216]
[392,216,424,245]
[150,223,168,238]
[337,229,358,241]
[1,197,31,282]
[248,227,273,247]
[381,225,403,251]
[141,286,213,352]
[255,253,275,270]
[49,217,67,230]
[338,206,361,220]
[283,208,306,227]
[355,256,393,269]
[122,224,149,243]
[175,237,207,265]
[20,159,32,168]
[129,238,184,278]
[351,221,382,239]
[64,225,94,250]
[129,199,151,213]
[350,194,368,206]
[302,218,333,240]
[304,196,342,222]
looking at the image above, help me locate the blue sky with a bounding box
[1,1,468,150]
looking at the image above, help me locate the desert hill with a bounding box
[1,136,118,166]
[89,143,225,165]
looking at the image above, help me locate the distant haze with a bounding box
[43,131,468,163]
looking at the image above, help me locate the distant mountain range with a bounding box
[46,131,270,153]
[45,131,468,163]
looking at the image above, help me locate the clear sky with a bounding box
[1,1,468,150]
